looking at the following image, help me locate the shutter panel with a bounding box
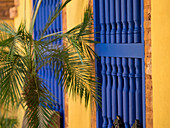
[94,0,145,127]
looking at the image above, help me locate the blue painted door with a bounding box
[93,0,145,128]
[33,0,65,127]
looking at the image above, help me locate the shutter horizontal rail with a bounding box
[95,44,144,58]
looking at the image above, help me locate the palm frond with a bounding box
[22,73,60,128]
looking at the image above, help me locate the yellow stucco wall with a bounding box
[152,0,170,128]
[14,0,32,30]
[66,0,91,128]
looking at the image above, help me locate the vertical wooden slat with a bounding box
[105,0,112,127]
[106,58,112,128]
[127,0,134,44]
[116,0,123,119]
[133,0,142,126]
[110,0,117,123]
[99,0,107,127]
[121,0,127,43]
[121,0,129,127]
[129,59,136,127]
[117,58,123,118]
[115,0,122,44]
[111,58,117,121]
[122,58,129,128]
[101,57,107,128]
[133,0,141,43]
[93,0,102,127]
[135,59,142,123]
[110,0,116,44]
[127,0,136,127]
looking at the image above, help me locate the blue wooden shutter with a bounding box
[93,0,145,127]
[33,0,65,127]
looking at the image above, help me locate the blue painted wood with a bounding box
[127,0,134,43]
[121,1,129,127]
[99,0,106,44]
[99,0,107,127]
[106,57,112,128]
[127,1,136,126]
[135,59,142,123]
[133,0,142,126]
[110,0,116,44]
[122,58,129,128]
[121,0,127,43]
[116,0,123,119]
[105,0,112,127]
[117,58,123,118]
[133,0,141,43]
[128,59,136,127]
[115,0,122,43]
[95,43,143,58]
[111,57,118,121]
[93,0,102,127]
[101,57,107,128]
[110,0,117,123]
[94,0,145,127]
[105,0,110,44]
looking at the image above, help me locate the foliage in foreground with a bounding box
[0,111,18,128]
[0,0,100,127]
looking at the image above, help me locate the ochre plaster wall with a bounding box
[152,0,170,127]
[66,0,91,128]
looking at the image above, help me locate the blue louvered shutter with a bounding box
[93,0,145,128]
[33,0,65,127]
